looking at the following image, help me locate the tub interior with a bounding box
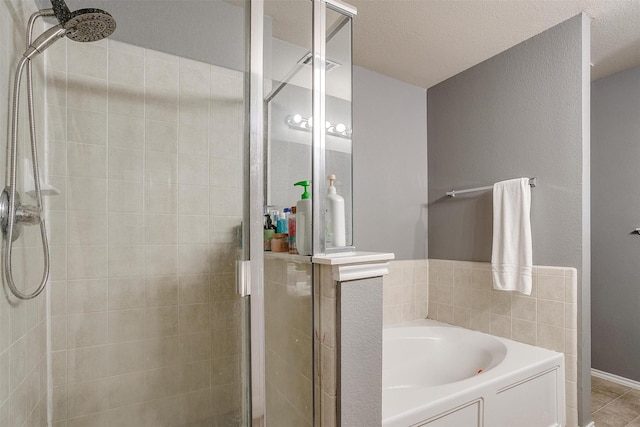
[383,326,507,389]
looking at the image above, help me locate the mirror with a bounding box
[264,1,353,251]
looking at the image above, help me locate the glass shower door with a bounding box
[261,0,314,425]
[258,1,356,426]
[1,0,354,425]
[33,1,253,425]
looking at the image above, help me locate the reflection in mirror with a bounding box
[325,6,353,249]
[265,3,353,251]
[264,2,313,225]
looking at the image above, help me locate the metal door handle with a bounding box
[236,260,251,296]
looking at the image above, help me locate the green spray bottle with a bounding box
[294,180,312,255]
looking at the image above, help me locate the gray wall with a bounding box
[428,17,584,267]
[592,65,640,381]
[353,66,428,260]
[426,14,591,425]
[39,0,252,71]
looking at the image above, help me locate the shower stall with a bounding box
[0,0,356,425]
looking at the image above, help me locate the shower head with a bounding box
[22,1,116,59]
[50,0,116,42]
[64,8,116,42]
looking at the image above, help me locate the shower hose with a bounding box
[4,11,53,300]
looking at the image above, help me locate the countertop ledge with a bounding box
[264,251,395,266]
[264,252,311,263]
[312,251,395,265]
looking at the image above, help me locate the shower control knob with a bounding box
[0,187,22,242]
[16,204,42,226]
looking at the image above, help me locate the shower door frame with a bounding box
[312,0,356,256]
[247,0,266,425]
[247,0,356,425]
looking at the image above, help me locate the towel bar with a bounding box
[446,177,537,198]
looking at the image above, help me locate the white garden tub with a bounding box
[383,319,565,427]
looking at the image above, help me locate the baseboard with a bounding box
[592,368,640,390]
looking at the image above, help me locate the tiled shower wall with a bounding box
[43,36,245,425]
[384,259,579,426]
[264,255,313,426]
[0,0,49,425]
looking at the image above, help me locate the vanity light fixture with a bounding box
[285,114,352,139]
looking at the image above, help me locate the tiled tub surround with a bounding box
[0,0,49,426]
[383,259,579,427]
[382,260,429,326]
[43,38,245,425]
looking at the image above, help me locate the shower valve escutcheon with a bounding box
[0,187,42,242]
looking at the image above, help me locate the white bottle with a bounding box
[325,174,346,247]
[294,181,312,256]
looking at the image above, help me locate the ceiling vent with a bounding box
[298,52,341,71]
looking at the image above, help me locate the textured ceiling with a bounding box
[268,0,640,89]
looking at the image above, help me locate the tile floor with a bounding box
[592,376,640,427]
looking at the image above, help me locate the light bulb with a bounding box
[293,114,302,124]
[308,117,313,128]
[325,121,331,129]
[335,123,346,133]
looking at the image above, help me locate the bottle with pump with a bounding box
[294,180,312,256]
[325,174,346,247]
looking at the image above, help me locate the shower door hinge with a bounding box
[236,260,251,297]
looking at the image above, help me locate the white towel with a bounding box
[491,178,532,295]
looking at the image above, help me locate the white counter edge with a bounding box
[312,251,395,265]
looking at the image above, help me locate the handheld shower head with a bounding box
[23,24,68,59]
[50,0,116,42]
